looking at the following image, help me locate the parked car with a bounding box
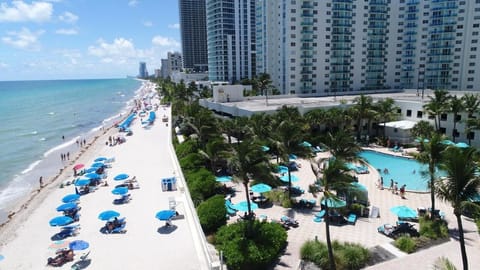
[377,222,420,239]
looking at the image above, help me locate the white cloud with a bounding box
[168,23,179,29]
[152,35,179,47]
[59,11,78,24]
[55,28,78,35]
[88,38,137,61]
[0,1,53,23]
[2,27,44,50]
[128,0,139,7]
[0,62,7,68]
[143,21,152,27]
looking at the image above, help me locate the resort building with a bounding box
[206,0,257,83]
[179,0,209,72]
[255,0,480,95]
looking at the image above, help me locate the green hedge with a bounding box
[184,168,217,204]
[300,240,370,270]
[419,217,448,239]
[197,195,227,234]
[215,221,287,270]
[394,236,417,253]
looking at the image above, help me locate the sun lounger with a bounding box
[347,213,357,225]
[225,200,237,216]
[315,210,326,218]
[106,223,126,234]
[281,216,299,228]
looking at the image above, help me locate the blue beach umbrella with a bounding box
[250,183,272,193]
[62,194,80,203]
[56,203,78,212]
[280,174,299,182]
[85,173,101,180]
[94,157,107,162]
[49,216,74,227]
[441,139,455,145]
[74,179,90,187]
[390,205,417,219]
[321,198,347,208]
[98,210,120,221]
[155,210,176,221]
[111,187,129,195]
[0,254,4,261]
[277,165,289,174]
[69,240,89,251]
[90,162,104,168]
[215,176,232,183]
[455,142,469,148]
[261,145,270,152]
[300,141,312,148]
[84,167,98,173]
[232,201,258,212]
[114,173,129,181]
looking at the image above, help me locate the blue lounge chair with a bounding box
[225,200,237,216]
[313,216,323,223]
[347,213,357,225]
[315,210,326,218]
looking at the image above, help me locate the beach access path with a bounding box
[0,97,211,269]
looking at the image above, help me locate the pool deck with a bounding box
[227,146,480,270]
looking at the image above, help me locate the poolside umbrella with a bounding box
[56,203,78,212]
[155,210,176,221]
[455,142,469,148]
[69,240,89,251]
[390,205,417,219]
[414,137,429,143]
[84,167,98,173]
[232,201,258,212]
[300,141,312,148]
[49,240,71,250]
[321,198,347,208]
[441,139,455,145]
[85,173,101,180]
[111,187,129,195]
[74,178,90,187]
[73,164,84,171]
[98,210,120,221]
[90,162,104,168]
[261,145,270,152]
[215,176,232,183]
[49,216,74,227]
[277,165,289,174]
[94,157,107,162]
[0,254,4,261]
[114,173,129,181]
[62,194,80,203]
[280,174,299,182]
[251,183,272,193]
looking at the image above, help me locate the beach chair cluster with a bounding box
[390,145,404,153]
[225,200,237,216]
[103,217,127,234]
[312,210,357,225]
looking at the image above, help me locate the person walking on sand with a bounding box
[393,182,399,195]
[39,176,43,188]
[67,152,70,160]
[390,179,394,192]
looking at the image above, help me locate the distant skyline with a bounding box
[0,0,181,81]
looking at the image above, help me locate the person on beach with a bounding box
[400,184,406,199]
[39,176,43,188]
[67,152,70,160]
[390,179,394,191]
[393,182,399,195]
[62,135,65,140]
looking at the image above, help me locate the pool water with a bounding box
[359,150,432,192]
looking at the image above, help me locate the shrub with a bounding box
[476,218,480,235]
[185,168,217,203]
[300,240,370,270]
[175,139,198,158]
[394,236,417,253]
[215,221,287,270]
[197,195,227,234]
[179,153,205,172]
[419,216,448,239]
[348,203,363,216]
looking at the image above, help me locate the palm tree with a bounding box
[374,98,399,138]
[351,95,375,141]
[437,147,480,270]
[462,94,480,145]
[255,73,272,96]
[448,96,464,143]
[323,130,361,162]
[228,139,271,219]
[411,120,436,139]
[198,138,232,172]
[320,157,354,270]
[413,132,445,219]
[324,107,351,133]
[423,89,450,132]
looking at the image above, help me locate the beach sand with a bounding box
[0,84,211,269]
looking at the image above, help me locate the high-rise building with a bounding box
[138,62,148,78]
[160,52,183,79]
[256,0,480,95]
[206,0,256,83]
[179,0,208,72]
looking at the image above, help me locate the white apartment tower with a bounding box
[256,0,480,95]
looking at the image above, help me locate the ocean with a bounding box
[0,78,143,220]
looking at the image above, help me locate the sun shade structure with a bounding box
[390,205,417,219]
[250,183,272,193]
[155,210,176,221]
[321,198,347,208]
[98,210,121,221]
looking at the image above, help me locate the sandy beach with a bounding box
[0,82,212,269]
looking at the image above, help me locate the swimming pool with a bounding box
[359,150,431,192]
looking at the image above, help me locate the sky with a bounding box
[0,0,181,81]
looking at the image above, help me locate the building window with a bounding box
[417,111,423,118]
[439,127,446,134]
[406,110,412,117]
[453,129,460,137]
[440,114,447,121]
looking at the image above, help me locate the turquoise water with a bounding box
[359,150,430,192]
[0,78,142,214]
